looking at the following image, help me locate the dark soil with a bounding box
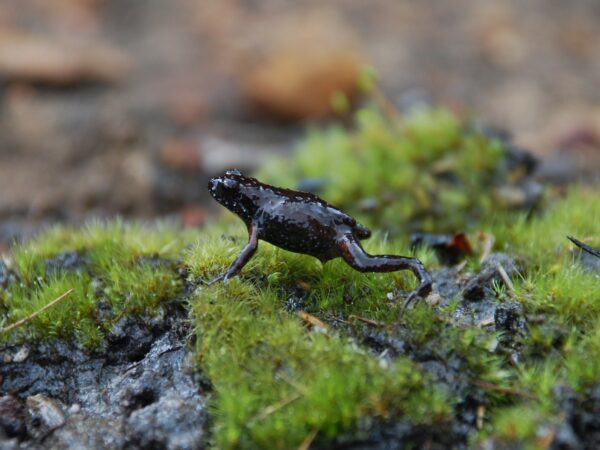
[0,303,208,450]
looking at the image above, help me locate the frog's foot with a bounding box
[399,280,433,317]
[201,273,225,286]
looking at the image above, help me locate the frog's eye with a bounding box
[225,169,242,177]
[223,178,239,190]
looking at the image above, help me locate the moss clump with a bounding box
[1,220,196,348]
[184,225,512,449]
[475,189,600,447]
[190,282,451,449]
[259,106,533,234]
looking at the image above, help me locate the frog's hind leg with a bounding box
[337,234,432,315]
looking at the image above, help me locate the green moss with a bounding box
[190,282,451,449]
[1,220,196,347]
[183,225,517,448]
[259,106,522,234]
[2,103,600,449]
[184,226,448,448]
[473,188,600,446]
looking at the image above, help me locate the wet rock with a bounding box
[0,396,25,438]
[462,253,519,302]
[25,395,65,440]
[12,347,29,363]
[45,414,129,450]
[128,396,205,450]
[0,305,207,448]
[505,144,538,176]
[107,315,158,363]
[494,303,526,334]
[361,329,405,357]
[493,180,543,210]
[44,251,87,277]
[431,267,462,307]
[326,417,465,450]
[550,383,600,449]
[0,261,17,291]
[552,422,580,450]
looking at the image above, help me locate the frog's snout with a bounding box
[208,178,221,196]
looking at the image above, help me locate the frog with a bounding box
[207,169,432,312]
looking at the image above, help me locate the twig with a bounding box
[110,297,132,326]
[1,289,74,334]
[277,372,309,395]
[477,317,495,328]
[326,315,352,326]
[478,232,495,264]
[348,314,384,327]
[297,427,319,450]
[496,264,515,293]
[252,392,302,422]
[473,380,536,399]
[298,311,328,330]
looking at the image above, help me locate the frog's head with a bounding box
[208,169,260,220]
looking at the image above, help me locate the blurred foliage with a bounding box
[0,221,196,348]
[260,105,536,234]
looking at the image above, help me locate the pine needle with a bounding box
[1,288,74,334]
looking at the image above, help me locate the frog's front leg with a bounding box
[207,225,260,286]
[337,234,432,315]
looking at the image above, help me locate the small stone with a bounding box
[0,260,17,290]
[12,347,29,363]
[128,395,206,450]
[462,253,519,302]
[426,292,441,306]
[25,394,66,440]
[494,303,525,334]
[44,251,87,277]
[66,404,80,415]
[46,414,129,450]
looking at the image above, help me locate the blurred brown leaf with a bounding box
[0,30,130,85]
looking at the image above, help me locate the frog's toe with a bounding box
[203,273,225,286]
[399,282,432,317]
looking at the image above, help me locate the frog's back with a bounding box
[255,186,369,261]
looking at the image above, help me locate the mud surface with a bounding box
[0,304,208,450]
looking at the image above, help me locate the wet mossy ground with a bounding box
[1,107,600,449]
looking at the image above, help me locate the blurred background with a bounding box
[1,0,599,247]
